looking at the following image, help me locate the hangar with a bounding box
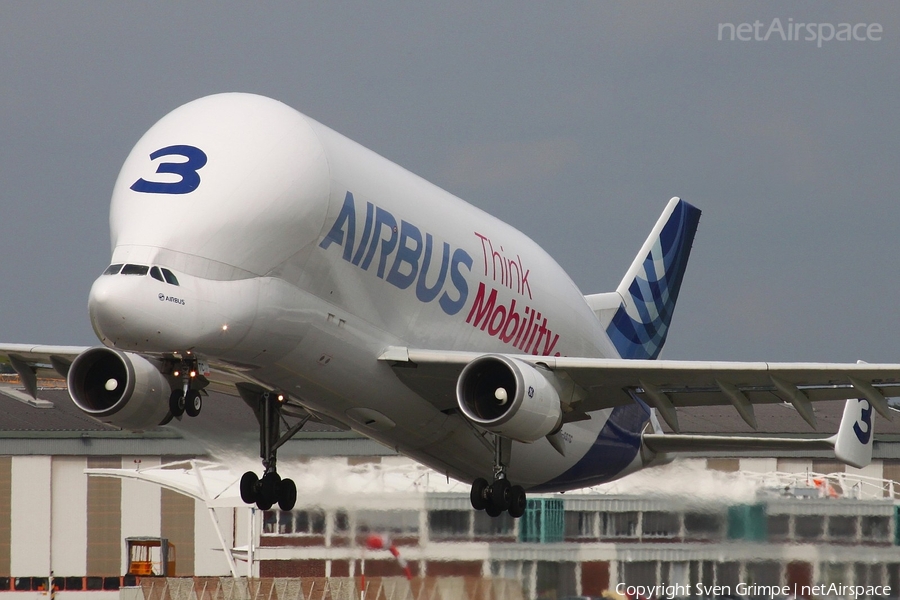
[0,374,898,599]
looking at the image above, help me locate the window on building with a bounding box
[887,563,900,596]
[623,561,657,586]
[827,516,857,540]
[334,510,350,534]
[564,511,596,539]
[536,561,577,599]
[746,561,781,587]
[861,516,890,541]
[263,509,326,535]
[356,509,418,535]
[767,514,790,540]
[295,509,326,535]
[690,561,715,591]
[642,511,680,538]
[683,512,723,539]
[474,510,515,537]
[855,562,886,589]
[794,515,824,540]
[717,562,740,589]
[822,563,848,588]
[428,510,469,539]
[601,511,638,538]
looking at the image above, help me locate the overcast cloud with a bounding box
[1,2,898,363]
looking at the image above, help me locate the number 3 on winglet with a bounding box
[853,399,872,445]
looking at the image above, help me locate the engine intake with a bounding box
[68,347,171,430]
[456,354,562,442]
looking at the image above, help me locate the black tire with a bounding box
[508,485,527,518]
[260,472,281,505]
[240,471,259,504]
[185,390,202,417]
[485,503,503,518]
[470,477,489,510]
[279,478,297,511]
[490,478,511,511]
[169,390,185,417]
[256,496,274,511]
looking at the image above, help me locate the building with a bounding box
[0,377,898,599]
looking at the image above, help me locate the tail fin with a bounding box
[833,398,875,468]
[587,197,701,360]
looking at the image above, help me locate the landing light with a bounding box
[189,370,197,378]
[277,393,285,403]
[173,370,180,377]
[105,378,119,392]
[222,324,229,331]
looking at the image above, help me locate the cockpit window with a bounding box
[120,264,149,276]
[161,268,179,286]
[103,264,123,275]
[150,266,164,282]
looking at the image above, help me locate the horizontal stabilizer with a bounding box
[641,398,876,468]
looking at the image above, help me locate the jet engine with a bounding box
[456,354,562,442]
[67,347,172,430]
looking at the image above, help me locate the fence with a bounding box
[131,577,525,600]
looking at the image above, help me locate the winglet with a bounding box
[604,198,701,360]
[833,398,874,469]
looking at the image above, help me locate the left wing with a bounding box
[0,344,88,398]
[379,347,900,431]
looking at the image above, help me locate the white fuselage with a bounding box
[87,93,650,491]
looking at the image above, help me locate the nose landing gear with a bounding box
[168,358,204,418]
[469,435,527,518]
[236,386,309,512]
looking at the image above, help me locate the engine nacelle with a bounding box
[67,347,171,430]
[456,354,562,442]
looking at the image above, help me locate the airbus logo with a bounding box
[158,294,186,306]
[319,191,473,316]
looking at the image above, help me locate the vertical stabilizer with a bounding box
[601,197,701,360]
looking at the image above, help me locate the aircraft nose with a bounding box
[88,275,127,344]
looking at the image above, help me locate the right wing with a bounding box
[380,347,900,431]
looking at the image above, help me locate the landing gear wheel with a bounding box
[241,390,311,512]
[256,472,281,510]
[508,485,527,518]
[490,478,511,511]
[169,390,186,417]
[240,471,259,504]
[485,503,503,518]
[470,477,489,510]
[185,390,202,417]
[279,478,297,511]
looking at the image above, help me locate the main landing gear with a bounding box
[237,388,309,511]
[469,435,527,518]
[169,358,204,418]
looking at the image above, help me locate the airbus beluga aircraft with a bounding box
[1,93,894,518]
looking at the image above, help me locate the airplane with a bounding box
[0,92,894,519]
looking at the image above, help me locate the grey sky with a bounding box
[1,3,898,363]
